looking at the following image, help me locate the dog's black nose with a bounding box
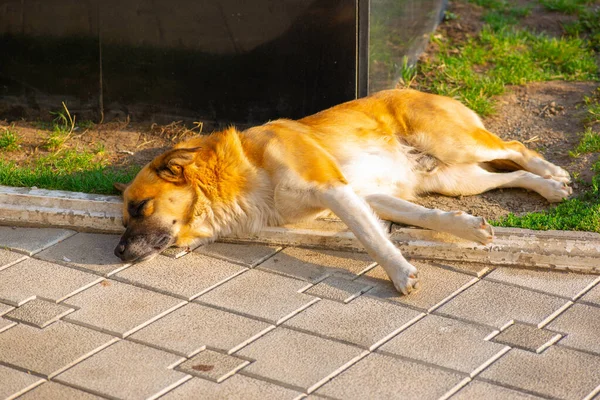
[114,242,126,259]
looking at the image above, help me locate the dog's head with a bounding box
[113,146,211,262]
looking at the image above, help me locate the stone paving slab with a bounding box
[35,233,127,276]
[479,346,600,400]
[0,258,103,306]
[17,382,106,400]
[64,280,186,337]
[283,296,424,350]
[237,327,367,393]
[580,282,600,306]
[378,314,508,376]
[194,242,281,267]
[0,302,13,316]
[0,322,117,378]
[257,247,374,283]
[0,249,27,271]
[0,226,75,256]
[4,298,75,328]
[175,349,250,383]
[55,340,190,400]
[314,353,466,400]
[128,303,273,357]
[304,276,373,303]
[0,317,16,333]
[491,323,562,353]
[114,253,246,300]
[451,380,545,400]
[0,364,44,400]
[435,280,570,329]
[485,267,600,300]
[546,303,600,355]
[426,259,494,277]
[360,260,478,312]
[160,375,303,400]
[196,270,318,324]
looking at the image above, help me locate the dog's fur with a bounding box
[114,89,572,294]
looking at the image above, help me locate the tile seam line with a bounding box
[484,276,597,301]
[475,376,563,400]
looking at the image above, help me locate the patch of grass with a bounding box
[419,27,598,115]
[45,102,75,151]
[0,127,20,151]
[570,127,600,156]
[539,0,594,14]
[492,160,600,232]
[0,149,141,194]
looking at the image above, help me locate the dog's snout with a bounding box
[155,234,173,249]
[114,242,126,259]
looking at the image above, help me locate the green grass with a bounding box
[539,0,594,14]
[492,159,600,232]
[419,26,598,115]
[570,127,600,156]
[0,149,140,194]
[0,128,20,151]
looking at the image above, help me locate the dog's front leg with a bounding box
[319,185,419,295]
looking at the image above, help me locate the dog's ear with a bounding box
[152,147,199,183]
[113,182,129,193]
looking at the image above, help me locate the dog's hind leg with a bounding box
[365,194,495,244]
[422,164,573,203]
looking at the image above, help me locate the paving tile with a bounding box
[0,322,117,378]
[175,349,249,383]
[237,327,366,392]
[114,253,246,300]
[160,375,303,400]
[435,280,569,329]
[4,298,75,328]
[55,340,189,400]
[18,382,105,400]
[485,267,599,299]
[0,258,103,306]
[0,364,44,400]
[479,346,600,400]
[284,297,423,350]
[304,276,372,303]
[0,248,27,271]
[36,233,127,276]
[129,303,273,356]
[0,226,75,255]
[451,380,545,400]
[0,302,13,316]
[427,259,494,277]
[492,323,561,353]
[379,314,507,375]
[0,317,16,332]
[64,280,185,337]
[361,260,477,311]
[315,353,465,400]
[196,270,318,324]
[257,247,373,283]
[194,242,281,267]
[546,303,600,355]
[580,282,600,307]
[161,246,197,259]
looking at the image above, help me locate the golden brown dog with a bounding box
[114,89,572,294]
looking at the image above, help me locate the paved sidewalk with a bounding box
[0,226,599,400]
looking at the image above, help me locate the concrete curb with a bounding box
[1,185,599,273]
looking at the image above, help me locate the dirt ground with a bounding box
[1,0,598,222]
[415,0,599,220]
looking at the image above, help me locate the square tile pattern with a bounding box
[257,247,373,283]
[129,303,273,356]
[492,323,561,353]
[0,364,44,400]
[546,303,600,355]
[304,275,372,303]
[17,382,106,400]
[194,242,281,267]
[64,280,185,337]
[0,226,75,256]
[0,249,27,271]
[55,340,190,400]
[175,349,249,383]
[4,298,75,328]
[35,233,127,276]
[114,253,246,300]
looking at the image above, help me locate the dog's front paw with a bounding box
[389,262,419,296]
[542,179,573,203]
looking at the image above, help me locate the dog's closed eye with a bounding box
[128,199,150,218]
